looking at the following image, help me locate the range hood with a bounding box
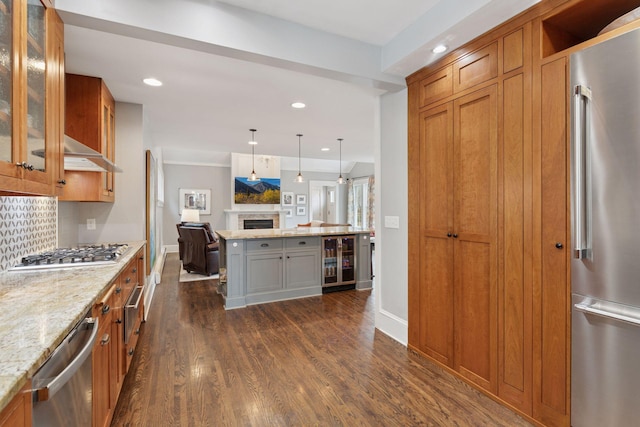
[62,135,123,173]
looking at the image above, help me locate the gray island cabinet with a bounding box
[216,227,373,309]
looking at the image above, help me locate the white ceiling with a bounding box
[58,0,538,171]
[215,0,441,46]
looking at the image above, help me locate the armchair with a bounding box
[178,223,219,276]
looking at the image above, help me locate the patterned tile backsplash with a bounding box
[0,196,57,272]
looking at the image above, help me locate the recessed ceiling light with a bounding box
[143,78,163,87]
[291,102,306,109]
[321,147,330,151]
[432,45,447,54]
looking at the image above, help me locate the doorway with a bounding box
[310,180,338,223]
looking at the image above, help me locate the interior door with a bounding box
[325,187,337,223]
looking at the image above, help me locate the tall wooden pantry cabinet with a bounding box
[407,0,640,426]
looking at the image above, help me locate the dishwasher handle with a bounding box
[33,317,99,402]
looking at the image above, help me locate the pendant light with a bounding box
[337,138,345,184]
[248,128,260,182]
[294,133,304,183]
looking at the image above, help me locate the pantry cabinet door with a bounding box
[452,85,498,393]
[417,102,455,367]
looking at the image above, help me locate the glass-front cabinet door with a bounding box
[322,235,356,288]
[0,0,17,179]
[0,0,55,192]
[339,236,355,283]
[25,0,46,178]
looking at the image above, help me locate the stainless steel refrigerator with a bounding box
[570,27,640,427]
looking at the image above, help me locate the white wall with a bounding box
[279,169,348,228]
[162,163,231,249]
[375,89,408,344]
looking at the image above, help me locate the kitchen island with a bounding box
[216,227,373,309]
[0,241,146,420]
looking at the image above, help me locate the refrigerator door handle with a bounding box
[574,302,640,327]
[572,84,592,259]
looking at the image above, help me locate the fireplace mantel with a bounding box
[224,209,287,230]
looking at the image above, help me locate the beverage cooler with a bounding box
[322,235,356,290]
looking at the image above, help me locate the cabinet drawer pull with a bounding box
[298,241,306,245]
[101,304,110,315]
[100,333,110,346]
[261,243,269,247]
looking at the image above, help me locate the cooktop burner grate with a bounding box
[12,244,129,270]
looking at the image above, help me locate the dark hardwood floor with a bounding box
[111,253,532,426]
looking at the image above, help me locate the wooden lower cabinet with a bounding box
[0,381,31,427]
[92,248,146,427]
[93,285,115,427]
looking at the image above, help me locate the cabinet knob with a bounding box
[447,233,452,237]
[116,318,122,324]
[102,304,110,314]
[15,162,32,170]
[108,188,113,192]
[128,348,134,356]
[57,179,66,185]
[116,287,122,294]
[453,234,458,238]
[555,242,563,249]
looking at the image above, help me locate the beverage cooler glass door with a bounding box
[322,237,338,286]
[340,236,355,283]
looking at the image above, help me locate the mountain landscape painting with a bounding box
[234,177,281,204]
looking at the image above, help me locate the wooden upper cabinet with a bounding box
[418,66,453,108]
[503,29,525,73]
[452,43,498,93]
[0,0,62,196]
[60,74,116,202]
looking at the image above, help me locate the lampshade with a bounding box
[248,128,260,182]
[181,208,200,223]
[337,138,345,184]
[294,133,304,183]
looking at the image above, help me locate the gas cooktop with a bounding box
[11,244,130,271]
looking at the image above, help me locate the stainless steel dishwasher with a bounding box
[31,310,99,426]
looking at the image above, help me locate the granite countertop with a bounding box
[216,226,372,240]
[0,241,145,412]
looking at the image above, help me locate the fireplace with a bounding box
[224,209,287,230]
[243,219,274,229]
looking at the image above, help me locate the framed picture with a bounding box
[296,194,306,205]
[285,208,293,218]
[179,188,211,215]
[296,206,306,216]
[282,191,294,206]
